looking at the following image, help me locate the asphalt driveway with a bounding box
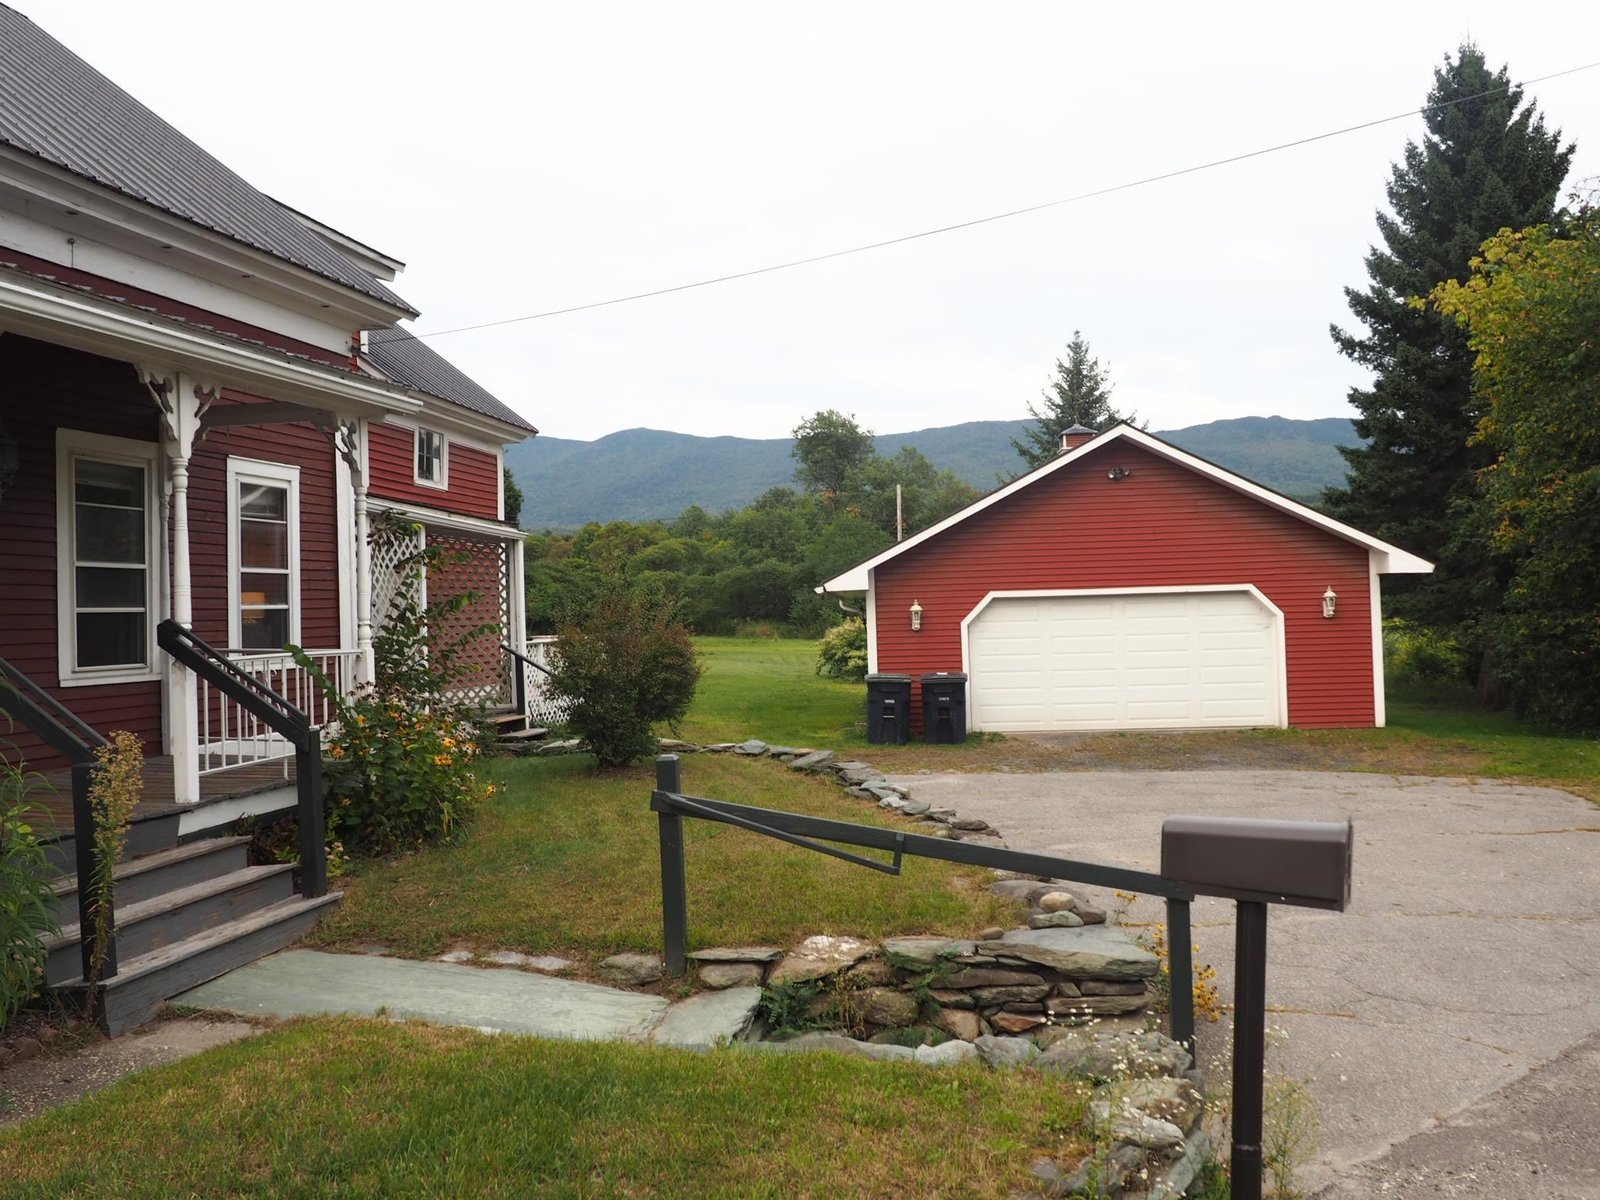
[886,768,1600,1196]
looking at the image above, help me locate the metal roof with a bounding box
[0,3,415,314]
[364,328,537,435]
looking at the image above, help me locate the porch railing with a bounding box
[0,654,114,985]
[198,647,360,774]
[157,621,328,898]
[504,636,571,728]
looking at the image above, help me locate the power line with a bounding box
[371,60,1600,344]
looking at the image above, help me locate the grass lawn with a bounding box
[678,635,865,747]
[684,636,1599,804]
[311,752,1016,964]
[0,1017,1095,1199]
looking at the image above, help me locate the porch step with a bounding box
[47,836,252,927]
[484,711,526,728]
[44,863,297,986]
[56,892,342,1037]
[497,726,550,743]
[42,808,182,876]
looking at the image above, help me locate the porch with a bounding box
[24,756,302,849]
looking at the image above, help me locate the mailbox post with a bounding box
[1161,817,1353,1200]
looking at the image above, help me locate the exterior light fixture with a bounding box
[909,599,923,632]
[1321,587,1337,619]
[1107,466,1131,482]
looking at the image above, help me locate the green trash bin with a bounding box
[865,674,913,745]
[920,672,969,743]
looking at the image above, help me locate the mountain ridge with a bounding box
[508,415,1360,529]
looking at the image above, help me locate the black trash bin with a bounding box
[865,674,913,745]
[920,672,969,744]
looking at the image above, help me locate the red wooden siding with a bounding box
[367,421,500,521]
[186,391,344,653]
[0,334,164,768]
[873,442,1376,729]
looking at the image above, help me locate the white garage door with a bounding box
[967,590,1282,732]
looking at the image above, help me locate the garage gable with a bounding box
[828,426,1435,732]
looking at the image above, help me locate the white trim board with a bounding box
[226,457,302,651]
[820,424,1434,593]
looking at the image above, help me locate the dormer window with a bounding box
[415,428,447,488]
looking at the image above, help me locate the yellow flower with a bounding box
[434,754,453,766]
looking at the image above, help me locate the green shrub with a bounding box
[549,583,702,769]
[1383,618,1468,684]
[304,516,497,856]
[815,617,868,682]
[0,747,56,1031]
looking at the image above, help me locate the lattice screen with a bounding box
[370,519,424,632]
[424,530,512,708]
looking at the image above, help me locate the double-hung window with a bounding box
[414,427,447,488]
[57,430,160,684]
[228,459,300,651]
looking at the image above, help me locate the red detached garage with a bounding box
[819,425,1432,733]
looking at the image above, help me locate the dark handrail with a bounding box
[0,656,107,763]
[158,621,310,741]
[0,655,110,984]
[650,754,1197,1052]
[502,642,555,680]
[156,620,327,899]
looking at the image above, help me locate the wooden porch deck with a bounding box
[21,756,298,841]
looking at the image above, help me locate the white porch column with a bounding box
[507,535,528,715]
[336,420,374,685]
[143,368,216,804]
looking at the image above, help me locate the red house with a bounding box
[0,6,539,1027]
[821,424,1432,733]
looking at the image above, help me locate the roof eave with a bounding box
[817,424,1436,588]
[1,267,422,418]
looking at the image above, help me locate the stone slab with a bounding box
[649,987,763,1048]
[977,925,1159,979]
[175,949,668,1041]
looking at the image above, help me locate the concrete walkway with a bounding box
[890,768,1600,1195]
[177,950,760,1048]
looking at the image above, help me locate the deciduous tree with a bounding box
[792,410,876,498]
[1430,213,1600,730]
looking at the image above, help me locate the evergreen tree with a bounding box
[1326,44,1573,626]
[1011,332,1138,470]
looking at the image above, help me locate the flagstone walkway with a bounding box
[176,950,761,1048]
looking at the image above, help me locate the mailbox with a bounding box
[1161,816,1352,911]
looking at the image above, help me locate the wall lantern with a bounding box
[0,416,18,502]
[1321,587,1337,619]
[909,599,923,632]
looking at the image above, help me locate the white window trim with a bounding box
[56,429,161,687]
[226,457,302,651]
[413,426,449,490]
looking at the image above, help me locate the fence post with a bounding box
[297,731,328,900]
[655,754,688,977]
[1165,896,1195,1054]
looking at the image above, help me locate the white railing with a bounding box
[198,647,361,774]
[521,635,572,729]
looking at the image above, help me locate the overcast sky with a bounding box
[19,2,1600,441]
